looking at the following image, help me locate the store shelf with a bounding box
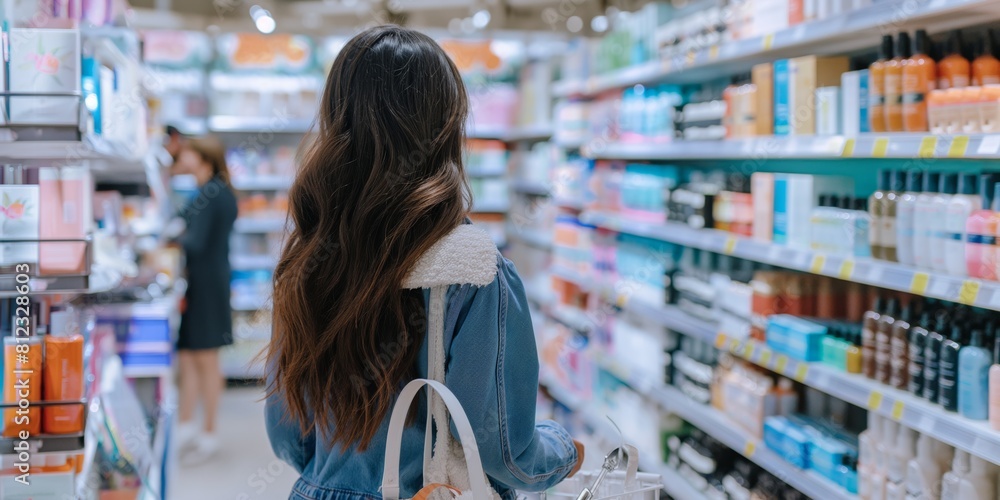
[508,228,553,250]
[1,265,125,298]
[557,261,1000,467]
[581,210,1000,312]
[553,137,587,150]
[467,125,510,140]
[553,198,587,211]
[512,179,551,196]
[0,138,145,171]
[552,0,1000,97]
[208,116,313,134]
[504,124,553,143]
[0,433,85,455]
[233,217,289,234]
[231,175,293,191]
[231,254,278,270]
[471,200,510,213]
[585,134,1000,161]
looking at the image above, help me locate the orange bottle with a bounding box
[885,32,910,132]
[3,337,42,438]
[973,31,1000,86]
[870,35,894,133]
[939,31,971,89]
[903,29,937,132]
[42,331,84,434]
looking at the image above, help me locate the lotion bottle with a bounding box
[897,170,923,266]
[964,176,998,280]
[989,332,1000,430]
[958,326,991,420]
[913,172,941,270]
[945,172,982,277]
[931,173,958,273]
[940,450,970,500]
[905,433,944,500]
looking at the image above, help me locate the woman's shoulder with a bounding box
[402,224,500,290]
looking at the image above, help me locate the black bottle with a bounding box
[922,312,947,402]
[908,311,931,396]
[938,323,965,411]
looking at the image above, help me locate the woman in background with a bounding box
[172,136,238,464]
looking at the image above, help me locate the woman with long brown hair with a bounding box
[265,26,582,499]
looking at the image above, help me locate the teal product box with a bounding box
[81,57,102,134]
[766,314,827,362]
[763,416,809,468]
[773,59,791,135]
[841,69,870,135]
[771,174,854,248]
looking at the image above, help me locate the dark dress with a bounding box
[177,176,238,350]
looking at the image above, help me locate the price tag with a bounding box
[730,339,743,355]
[810,255,826,274]
[948,135,970,157]
[615,293,629,308]
[759,349,772,366]
[686,50,697,66]
[709,45,720,60]
[891,400,905,421]
[775,355,788,373]
[977,135,1000,156]
[743,441,757,457]
[724,236,737,255]
[918,137,938,158]
[872,138,890,157]
[745,343,755,359]
[794,363,808,382]
[867,391,884,411]
[762,34,774,50]
[839,260,855,280]
[959,280,981,305]
[910,272,930,295]
[715,332,727,349]
[842,138,856,157]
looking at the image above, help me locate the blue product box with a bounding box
[766,315,827,362]
[773,59,791,135]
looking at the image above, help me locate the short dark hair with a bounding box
[165,125,183,137]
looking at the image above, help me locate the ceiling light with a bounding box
[461,17,475,34]
[472,9,490,29]
[591,15,608,32]
[250,5,276,34]
[566,16,583,33]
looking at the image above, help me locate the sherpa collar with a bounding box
[401,224,498,289]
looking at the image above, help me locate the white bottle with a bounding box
[931,173,958,272]
[874,419,898,500]
[860,413,884,499]
[913,172,940,270]
[887,426,916,500]
[897,171,923,266]
[957,455,997,500]
[940,450,971,500]
[945,173,982,277]
[906,433,944,500]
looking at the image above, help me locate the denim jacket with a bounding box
[265,225,578,500]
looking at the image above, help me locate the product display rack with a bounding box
[207,116,314,134]
[553,0,1000,96]
[579,210,1000,312]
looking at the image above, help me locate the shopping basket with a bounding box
[526,444,662,500]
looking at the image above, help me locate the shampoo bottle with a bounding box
[890,301,913,390]
[964,176,998,280]
[864,297,885,379]
[871,170,891,260]
[886,426,916,500]
[930,173,958,273]
[896,170,923,266]
[957,455,997,500]
[938,31,971,90]
[908,311,931,397]
[939,323,964,412]
[958,326,991,420]
[914,172,941,270]
[903,29,938,132]
[945,173,982,277]
[989,333,1000,430]
[871,35,894,132]
[885,32,911,132]
[940,450,970,500]
[972,30,1000,86]
[877,298,899,385]
[923,311,948,402]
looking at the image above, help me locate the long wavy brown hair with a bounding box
[266,25,470,449]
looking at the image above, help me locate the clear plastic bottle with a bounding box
[930,173,959,272]
[896,170,923,266]
[914,172,941,270]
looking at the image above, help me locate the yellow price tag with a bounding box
[918,136,938,158]
[842,138,856,157]
[867,391,884,411]
[839,260,855,280]
[615,293,629,308]
[794,363,808,382]
[810,255,826,274]
[709,45,720,60]
[910,272,930,295]
[891,400,905,421]
[686,50,697,66]
[744,441,757,457]
[872,137,890,157]
[759,349,772,367]
[775,355,788,373]
[948,135,970,157]
[724,236,737,255]
[745,343,755,359]
[762,34,774,50]
[959,280,981,305]
[715,333,727,349]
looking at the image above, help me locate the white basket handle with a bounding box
[382,378,491,500]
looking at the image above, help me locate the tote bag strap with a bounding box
[423,286,448,477]
[382,379,491,500]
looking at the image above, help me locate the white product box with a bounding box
[772,174,854,249]
[8,28,81,125]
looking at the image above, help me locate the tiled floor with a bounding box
[169,386,299,500]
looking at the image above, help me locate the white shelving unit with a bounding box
[208,115,313,134]
[231,175,293,191]
[233,217,289,234]
[230,254,279,270]
[508,227,553,250]
[511,179,551,197]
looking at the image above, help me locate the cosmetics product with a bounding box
[42,310,84,434]
[876,298,898,384]
[0,183,40,270]
[39,167,92,276]
[965,177,998,280]
[905,433,944,500]
[886,426,916,500]
[896,170,923,266]
[863,297,884,379]
[960,86,984,134]
[8,29,82,125]
[930,173,958,272]
[889,302,913,390]
[972,31,1000,86]
[938,323,963,412]
[859,412,884,499]
[870,170,891,261]
[944,173,981,277]
[991,333,1000,430]
[752,63,774,136]
[842,69,870,135]
[913,172,941,270]
[815,86,841,135]
[870,35,894,132]
[908,311,931,397]
[940,450,970,500]
[885,170,904,262]
[772,174,853,249]
[852,198,872,258]
[923,312,947,402]
[846,326,862,374]
[788,55,850,135]
[903,29,937,132]
[2,336,41,438]
[885,32,910,132]
[765,315,826,362]
[956,455,997,500]
[958,326,991,421]
[774,59,792,136]
[939,31,971,90]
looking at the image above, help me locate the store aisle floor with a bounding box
[169,386,299,500]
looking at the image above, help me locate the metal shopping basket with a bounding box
[530,444,663,500]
